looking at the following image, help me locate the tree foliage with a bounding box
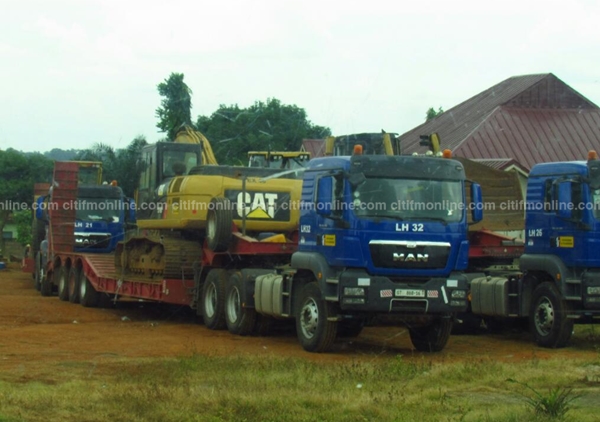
[196,98,331,164]
[0,150,53,252]
[75,136,148,197]
[155,73,193,141]
[426,106,444,122]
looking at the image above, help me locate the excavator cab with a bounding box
[325,132,400,156]
[136,142,203,219]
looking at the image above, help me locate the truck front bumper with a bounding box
[336,270,469,314]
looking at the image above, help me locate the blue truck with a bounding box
[468,152,600,347]
[33,181,135,298]
[232,151,484,352]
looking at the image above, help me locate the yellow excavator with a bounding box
[117,127,303,277]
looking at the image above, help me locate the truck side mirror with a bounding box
[316,176,333,217]
[557,182,572,219]
[471,183,483,223]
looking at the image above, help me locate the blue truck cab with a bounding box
[287,153,483,352]
[519,154,600,345]
[36,185,135,254]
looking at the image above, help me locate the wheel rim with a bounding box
[69,273,76,294]
[80,277,87,298]
[300,298,319,339]
[207,212,216,242]
[534,297,555,336]
[205,282,217,318]
[59,271,66,292]
[226,286,241,324]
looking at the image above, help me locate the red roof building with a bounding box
[398,73,600,171]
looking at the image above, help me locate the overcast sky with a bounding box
[1,0,599,153]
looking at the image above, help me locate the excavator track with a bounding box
[115,234,203,279]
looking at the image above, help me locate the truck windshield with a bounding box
[351,177,463,222]
[591,188,600,220]
[76,198,121,223]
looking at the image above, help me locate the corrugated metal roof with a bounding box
[454,107,600,171]
[396,74,600,171]
[399,74,598,156]
[471,158,522,171]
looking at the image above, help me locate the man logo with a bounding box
[393,253,429,262]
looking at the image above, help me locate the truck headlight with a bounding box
[344,287,365,296]
[587,287,600,295]
[451,290,466,299]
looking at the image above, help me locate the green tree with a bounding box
[196,98,331,164]
[426,106,444,122]
[156,73,193,141]
[75,136,148,197]
[0,150,53,254]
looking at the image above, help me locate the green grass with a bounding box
[1,352,600,422]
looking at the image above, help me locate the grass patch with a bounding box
[1,354,600,421]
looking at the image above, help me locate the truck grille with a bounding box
[369,240,450,269]
[75,234,112,249]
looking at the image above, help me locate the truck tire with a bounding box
[34,252,43,292]
[529,282,574,348]
[206,198,232,252]
[40,269,53,297]
[32,218,45,259]
[295,282,338,353]
[202,269,228,330]
[79,272,99,308]
[408,315,453,352]
[57,266,69,301]
[68,266,81,303]
[225,272,257,336]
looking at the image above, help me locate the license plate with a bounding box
[395,289,425,298]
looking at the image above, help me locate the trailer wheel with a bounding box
[57,266,69,301]
[31,218,45,261]
[408,315,453,352]
[68,266,81,303]
[34,252,43,292]
[295,282,337,352]
[529,282,573,348]
[40,269,53,297]
[225,272,257,336]
[79,271,99,308]
[202,269,228,330]
[206,197,232,252]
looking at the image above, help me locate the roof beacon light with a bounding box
[353,144,363,155]
[442,149,453,159]
[588,150,598,161]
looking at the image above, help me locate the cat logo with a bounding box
[236,192,278,219]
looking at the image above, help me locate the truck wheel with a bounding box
[40,269,53,297]
[68,266,81,303]
[202,269,228,330]
[295,282,338,352]
[206,198,232,252]
[32,218,45,260]
[225,272,257,336]
[34,252,43,292]
[79,272,99,308]
[57,266,69,301]
[529,282,574,348]
[409,315,453,352]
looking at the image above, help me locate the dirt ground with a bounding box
[1,262,598,379]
